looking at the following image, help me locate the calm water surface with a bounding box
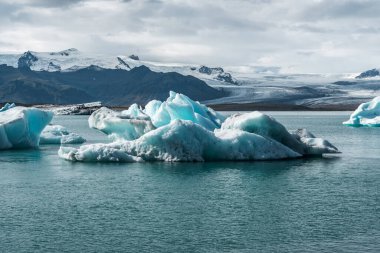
[0,112,379,252]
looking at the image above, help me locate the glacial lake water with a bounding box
[0,112,379,253]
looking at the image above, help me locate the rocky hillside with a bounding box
[0,64,226,105]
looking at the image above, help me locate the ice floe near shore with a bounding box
[37,102,102,115]
[59,92,339,162]
[40,125,86,144]
[343,96,380,127]
[0,107,53,149]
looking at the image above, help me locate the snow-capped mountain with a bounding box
[0,63,226,105]
[1,48,380,109]
[355,68,380,79]
[0,49,238,85]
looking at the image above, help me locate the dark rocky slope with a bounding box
[0,64,226,105]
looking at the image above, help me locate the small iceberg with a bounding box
[343,96,380,127]
[59,92,339,162]
[221,112,339,156]
[89,106,156,141]
[40,124,86,144]
[0,103,16,112]
[0,106,53,150]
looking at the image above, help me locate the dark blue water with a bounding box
[0,112,379,252]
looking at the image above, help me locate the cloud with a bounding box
[0,0,379,72]
[300,0,380,20]
[2,0,86,8]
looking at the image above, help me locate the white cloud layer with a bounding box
[0,0,379,73]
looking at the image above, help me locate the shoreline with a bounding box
[2,102,359,111]
[111,102,359,111]
[207,103,359,111]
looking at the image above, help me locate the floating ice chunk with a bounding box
[58,143,144,162]
[0,107,53,149]
[0,103,16,112]
[343,96,380,127]
[291,129,339,155]
[60,92,339,163]
[220,112,339,155]
[144,100,162,118]
[121,104,150,120]
[59,120,301,162]
[144,91,225,130]
[40,124,86,144]
[88,91,224,140]
[89,107,155,141]
[220,111,304,154]
[59,144,143,162]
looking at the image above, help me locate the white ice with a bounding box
[143,91,225,130]
[88,92,224,140]
[59,92,339,162]
[0,103,16,112]
[40,124,86,144]
[220,112,339,155]
[343,96,380,127]
[59,119,301,162]
[89,106,155,141]
[47,101,102,115]
[0,107,53,149]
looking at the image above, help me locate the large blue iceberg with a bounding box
[88,91,225,141]
[59,92,339,162]
[343,96,380,127]
[143,91,225,130]
[0,106,53,149]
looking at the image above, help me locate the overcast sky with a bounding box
[0,0,379,73]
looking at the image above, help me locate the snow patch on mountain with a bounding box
[0,49,239,85]
[49,48,79,56]
[355,68,380,79]
[194,65,238,85]
[128,54,140,61]
[18,51,38,69]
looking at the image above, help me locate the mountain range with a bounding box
[0,48,238,85]
[0,49,230,105]
[355,68,380,79]
[0,63,226,105]
[1,48,380,109]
